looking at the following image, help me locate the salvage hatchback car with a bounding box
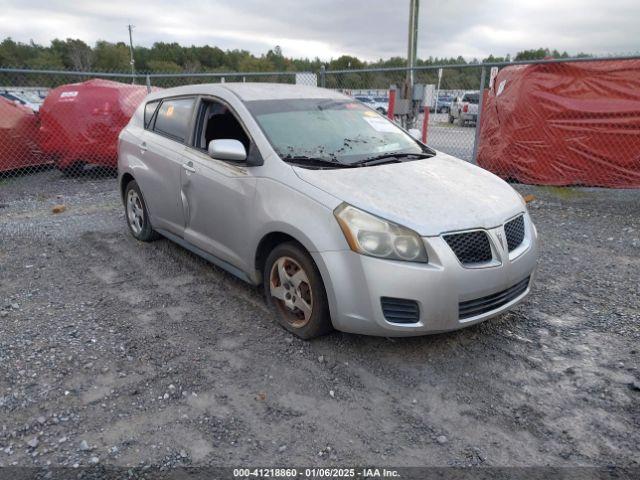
[118,83,538,339]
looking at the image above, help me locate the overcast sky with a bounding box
[1,0,638,60]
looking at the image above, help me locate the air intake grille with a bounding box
[381,297,420,324]
[443,231,492,264]
[459,276,530,319]
[504,215,525,251]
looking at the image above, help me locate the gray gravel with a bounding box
[0,170,638,468]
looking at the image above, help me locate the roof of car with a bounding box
[146,82,349,102]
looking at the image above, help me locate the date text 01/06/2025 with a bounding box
[233,467,400,478]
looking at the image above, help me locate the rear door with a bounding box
[138,96,196,235]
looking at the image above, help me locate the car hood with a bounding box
[293,151,525,236]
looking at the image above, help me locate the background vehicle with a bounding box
[0,91,42,112]
[354,95,388,114]
[432,94,453,113]
[449,92,479,126]
[0,97,45,172]
[39,79,151,175]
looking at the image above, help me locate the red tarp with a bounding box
[477,60,640,188]
[0,97,43,172]
[39,79,151,169]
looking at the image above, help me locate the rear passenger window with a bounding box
[153,98,195,143]
[144,100,159,129]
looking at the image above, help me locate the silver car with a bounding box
[118,83,538,339]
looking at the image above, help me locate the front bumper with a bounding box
[313,213,539,336]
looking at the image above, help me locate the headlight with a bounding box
[334,203,428,263]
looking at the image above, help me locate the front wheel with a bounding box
[124,180,159,242]
[264,242,332,339]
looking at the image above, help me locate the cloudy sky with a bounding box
[1,0,638,60]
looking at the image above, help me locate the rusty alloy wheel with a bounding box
[268,256,313,328]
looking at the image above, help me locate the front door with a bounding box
[179,97,257,274]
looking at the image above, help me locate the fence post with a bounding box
[421,106,429,143]
[471,65,486,165]
[387,88,396,120]
[145,75,151,93]
[320,65,326,88]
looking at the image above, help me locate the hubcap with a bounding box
[269,256,313,328]
[126,189,144,235]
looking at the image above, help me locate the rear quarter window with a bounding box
[153,97,195,142]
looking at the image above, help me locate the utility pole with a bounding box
[405,0,420,127]
[127,24,136,84]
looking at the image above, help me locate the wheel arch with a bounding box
[252,227,332,290]
[120,172,135,202]
[255,231,309,282]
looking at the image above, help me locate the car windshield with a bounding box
[374,97,388,102]
[245,98,425,166]
[463,93,479,104]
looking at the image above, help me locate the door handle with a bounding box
[182,162,196,173]
[139,142,148,153]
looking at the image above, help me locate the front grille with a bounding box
[504,215,525,251]
[443,231,492,264]
[459,276,530,319]
[381,297,420,324]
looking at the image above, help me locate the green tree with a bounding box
[93,41,130,70]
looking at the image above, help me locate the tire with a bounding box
[263,242,332,339]
[448,114,454,124]
[376,107,386,115]
[124,180,159,242]
[59,162,84,177]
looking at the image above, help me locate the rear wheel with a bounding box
[124,180,159,242]
[264,242,332,339]
[448,114,454,124]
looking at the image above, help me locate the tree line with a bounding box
[0,37,593,90]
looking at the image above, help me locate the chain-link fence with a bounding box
[0,69,304,182]
[324,56,640,188]
[0,57,638,197]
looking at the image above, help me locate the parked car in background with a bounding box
[39,79,152,175]
[449,92,479,126]
[0,91,41,112]
[119,83,538,339]
[432,94,453,113]
[0,97,46,172]
[354,95,388,114]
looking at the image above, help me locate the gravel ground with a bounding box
[0,169,638,471]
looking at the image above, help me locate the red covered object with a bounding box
[477,60,640,187]
[0,97,43,172]
[39,79,151,170]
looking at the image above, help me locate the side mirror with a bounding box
[408,128,421,141]
[208,139,247,162]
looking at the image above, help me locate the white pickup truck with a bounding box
[448,92,479,126]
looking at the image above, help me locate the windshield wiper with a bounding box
[280,155,354,170]
[350,152,433,167]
